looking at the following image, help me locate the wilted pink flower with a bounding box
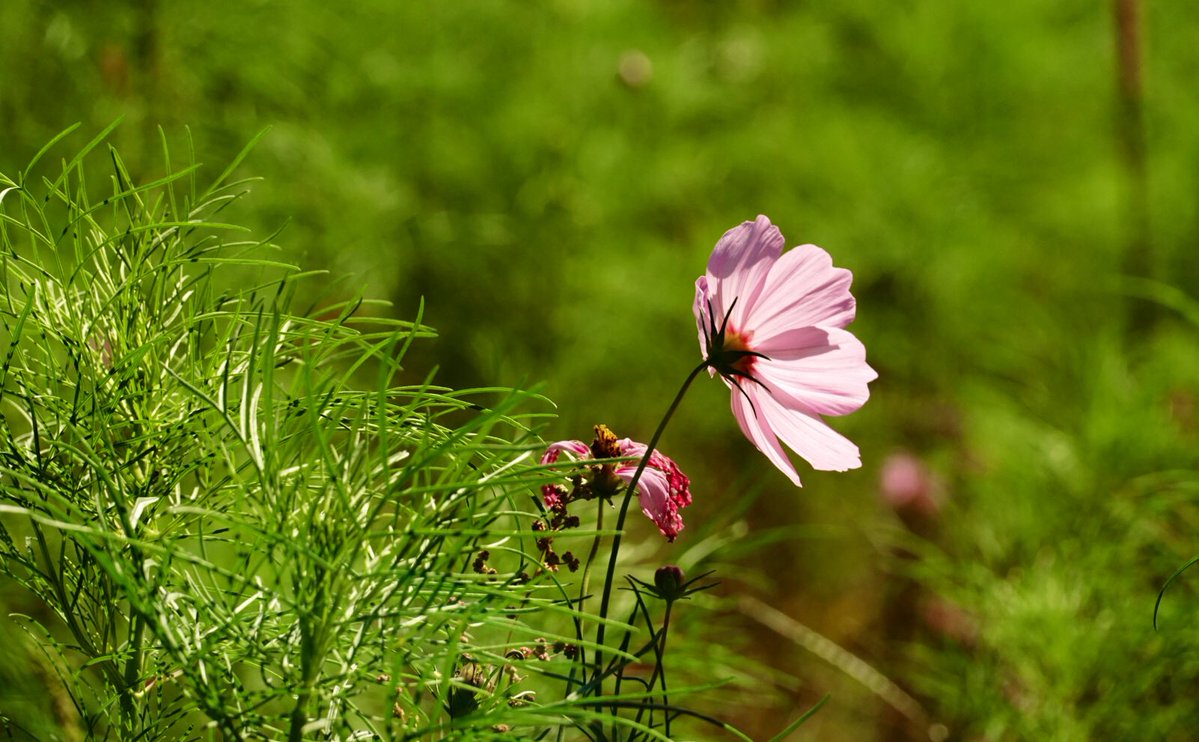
[694,215,876,485]
[541,425,691,541]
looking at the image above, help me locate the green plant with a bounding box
[0,126,583,738]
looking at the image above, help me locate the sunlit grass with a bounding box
[0,130,576,738]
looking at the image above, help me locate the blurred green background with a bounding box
[4,0,1199,738]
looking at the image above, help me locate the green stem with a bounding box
[287,620,317,742]
[653,604,673,737]
[591,361,707,688]
[631,596,673,734]
[289,566,327,742]
[579,498,606,610]
[121,613,146,730]
[566,501,606,700]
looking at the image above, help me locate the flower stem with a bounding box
[591,361,707,687]
[644,602,673,735]
[566,499,606,698]
[579,498,605,608]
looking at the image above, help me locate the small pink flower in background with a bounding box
[541,425,691,541]
[694,215,876,486]
[919,595,978,647]
[879,451,943,520]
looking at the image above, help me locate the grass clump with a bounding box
[0,127,583,739]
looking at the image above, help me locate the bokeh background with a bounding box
[4,0,1199,738]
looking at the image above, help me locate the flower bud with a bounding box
[654,565,686,601]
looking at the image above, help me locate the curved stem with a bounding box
[591,361,707,687]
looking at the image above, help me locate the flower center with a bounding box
[702,296,770,395]
[723,327,756,375]
[588,424,627,498]
[590,424,622,459]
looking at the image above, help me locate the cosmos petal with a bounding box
[621,466,684,541]
[693,276,716,364]
[755,327,877,416]
[756,391,863,472]
[731,388,803,486]
[618,441,692,508]
[541,439,591,465]
[706,215,784,329]
[751,243,857,339]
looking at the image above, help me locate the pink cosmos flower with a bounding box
[541,425,691,541]
[694,215,876,485]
